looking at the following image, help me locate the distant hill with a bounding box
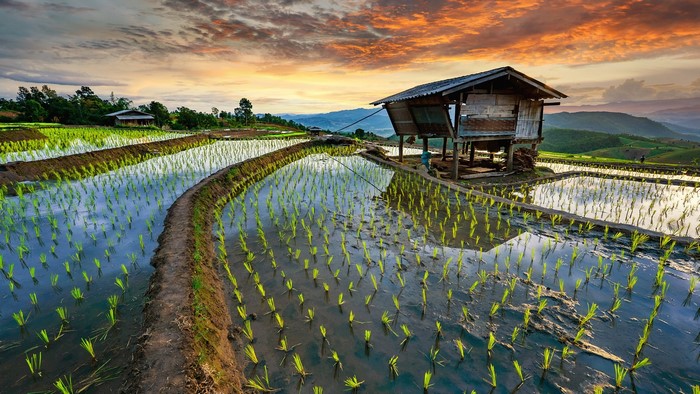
[547,96,700,130]
[281,108,394,137]
[659,122,700,136]
[281,107,700,142]
[540,128,623,154]
[543,111,700,142]
[540,127,700,164]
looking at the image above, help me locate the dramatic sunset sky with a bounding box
[1,0,699,113]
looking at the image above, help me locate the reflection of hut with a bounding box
[105,110,155,127]
[371,67,566,179]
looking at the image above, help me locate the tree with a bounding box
[174,107,199,130]
[20,99,47,122]
[354,128,366,138]
[147,101,170,128]
[235,98,254,125]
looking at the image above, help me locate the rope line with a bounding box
[332,107,385,133]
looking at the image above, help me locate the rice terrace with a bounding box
[0,65,698,394]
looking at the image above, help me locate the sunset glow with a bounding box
[1,0,699,113]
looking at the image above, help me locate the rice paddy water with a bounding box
[218,153,699,392]
[0,139,305,392]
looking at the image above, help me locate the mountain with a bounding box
[543,111,700,142]
[282,105,700,142]
[547,97,700,131]
[280,108,394,137]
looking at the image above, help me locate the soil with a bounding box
[0,128,47,143]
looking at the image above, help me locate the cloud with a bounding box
[602,79,656,102]
[601,77,700,103]
[0,65,125,86]
[150,0,700,70]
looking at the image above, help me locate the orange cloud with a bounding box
[318,0,700,68]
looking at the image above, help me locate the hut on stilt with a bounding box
[371,66,567,179]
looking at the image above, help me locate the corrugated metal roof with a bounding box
[371,66,566,105]
[105,109,152,117]
[116,115,154,120]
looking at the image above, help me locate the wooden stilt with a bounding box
[469,143,475,166]
[441,137,447,161]
[507,142,515,172]
[452,141,459,180]
[423,137,428,152]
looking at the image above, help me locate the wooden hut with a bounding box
[105,109,155,127]
[371,66,566,179]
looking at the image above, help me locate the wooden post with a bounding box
[452,141,459,180]
[469,143,475,165]
[441,137,447,161]
[506,142,514,172]
[451,92,463,177]
[398,135,404,162]
[423,137,428,152]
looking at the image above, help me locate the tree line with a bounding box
[0,85,307,131]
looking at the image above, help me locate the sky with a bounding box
[1,0,699,114]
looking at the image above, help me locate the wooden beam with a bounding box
[452,141,459,180]
[398,134,404,162]
[506,142,514,172]
[452,92,463,179]
[441,137,447,161]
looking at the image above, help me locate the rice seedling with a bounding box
[541,347,554,373]
[319,325,327,343]
[246,365,276,392]
[305,308,315,323]
[70,287,84,302]
[80,337,96,361]
[614,363,628,388]
[485,363,497,388]
[13,310,29,328]
[487,332,496,357]
[631,357,651,371]
[513,359,527,383]
[56,307,69,324]
[422,371,433,392]
[37,329,50,348]
[25,351,42,377]
[54,375,74,394]
[292,353,310,383]
[244,344,259,365]
[388,355,399,378]
[344,375,364,392]
[579,303,598,327]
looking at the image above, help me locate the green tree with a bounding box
[174,107,199,130]
[235,98,254,126]
[147,101,171,128]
